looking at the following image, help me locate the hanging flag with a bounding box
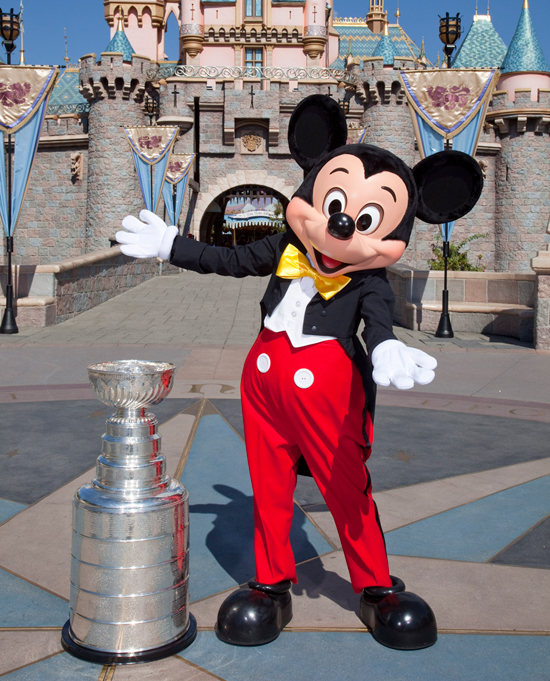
[0,66,59,236]
[124,126,179,212]
[399,68,499,239]
[162,153,194,226]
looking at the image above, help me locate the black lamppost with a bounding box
[435,12,461,339]
[0,7,21,334]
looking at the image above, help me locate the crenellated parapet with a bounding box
[104,1,166,29]
[79,52,151,104]
[486,88,550,135]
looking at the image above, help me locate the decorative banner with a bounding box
[162,154,194,227]
[124,126,178,212]
[399,69,499,143]
[399,68,499,239]
[0,66,59,237]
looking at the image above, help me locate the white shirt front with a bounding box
[264,276,337,348]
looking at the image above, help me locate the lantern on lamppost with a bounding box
[0,6,21,334]
[0,7,20,65]
[438,12,461,69]
[143,95,158,126]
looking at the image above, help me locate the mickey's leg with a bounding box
[288,342,437,650]
[215,332,299,646]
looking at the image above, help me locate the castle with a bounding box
[2,0,550,345]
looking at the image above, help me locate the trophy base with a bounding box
[61,614,197,665]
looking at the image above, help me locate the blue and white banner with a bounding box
[0,66,59,236]
[162,153,194,226]
[399,68,499,239]
[124,126,179,213]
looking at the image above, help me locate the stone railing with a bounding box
[146,63,361,86]
[46,102,91,116]
[0,246,179,328]
[387,264,536,342]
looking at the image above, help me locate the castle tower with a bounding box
[180,0,204,64]
[104,1,171,62]
[80,22,151,249]
[366,0,386,34]
[303,0,328,65]
[489,0,550,271]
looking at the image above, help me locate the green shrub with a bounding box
[428,233,486,271]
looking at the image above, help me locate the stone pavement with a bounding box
[0,272,549,680]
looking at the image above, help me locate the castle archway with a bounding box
[198,183,292,245]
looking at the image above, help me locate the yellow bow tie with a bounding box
[276,244,351,300]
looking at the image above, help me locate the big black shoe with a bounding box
[360,576,437,650]
[215,580,293,646]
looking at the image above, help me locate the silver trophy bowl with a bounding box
[62,360,196,664]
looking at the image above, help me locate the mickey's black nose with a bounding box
[327,212,355,240]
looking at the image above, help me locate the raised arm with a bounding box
[116,210,282,278]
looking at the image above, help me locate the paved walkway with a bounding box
[0,272,549,680]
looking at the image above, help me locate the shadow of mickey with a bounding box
[189,483,358,613]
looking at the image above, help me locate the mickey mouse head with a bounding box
[286,94,484,276]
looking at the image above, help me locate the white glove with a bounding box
[371,339,437,390]
[116,210,178,260]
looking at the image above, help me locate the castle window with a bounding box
[245,0,262,18]
[245,48,263,75]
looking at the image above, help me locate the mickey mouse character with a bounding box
[117,94,483,650]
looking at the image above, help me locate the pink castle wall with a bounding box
[201,45,235,66]
[203,6,236,24]
[498,73,550,101]
[272,46,307,69]
[271,6,303,26]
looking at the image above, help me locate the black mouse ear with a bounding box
[288,94,348,172]
[413,150,484,224]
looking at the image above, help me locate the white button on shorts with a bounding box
[256,353,271,373]
[294,368,314,389]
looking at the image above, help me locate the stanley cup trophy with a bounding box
[61,360,197,664]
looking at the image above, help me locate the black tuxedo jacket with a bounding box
[171,230,397,427]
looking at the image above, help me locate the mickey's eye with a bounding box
[355,205,383,234]
[323,189,346,218]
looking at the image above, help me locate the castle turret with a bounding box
[366,0,385,34]
[487,0,550,271]
[104,2,167,62]
[80,34,152,249]
[303,0,328,64]
[180,0,204,64]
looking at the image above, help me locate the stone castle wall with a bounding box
[3,54,550,277]
[2,115,89,266]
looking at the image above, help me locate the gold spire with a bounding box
[383,14,389,36]
[64,27,70,65]
[523,0,528,8]
[395,2,400,24]
[116,9,125,32]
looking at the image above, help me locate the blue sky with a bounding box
[7,0,550,67]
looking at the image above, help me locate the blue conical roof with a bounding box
[452,15,507,69]
[501,3,549,74]
[104,22,135,61]
[372,33,397,66]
